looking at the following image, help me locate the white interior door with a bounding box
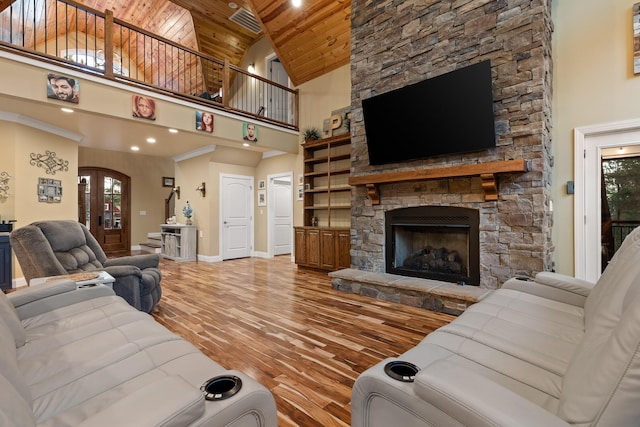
[575,119,640,281]
[220,174,253,260]
[268,173,293,256]
[267,54,290,123]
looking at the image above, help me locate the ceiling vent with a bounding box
[229,8,262,34]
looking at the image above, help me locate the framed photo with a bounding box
[243,122,258,142]
[297,186,304,201]
[162,177,175,187]
[37,177,62,203]
[47,73,79,103]
[258,180,266,189]
[132,95,156,120]
[196,111,214,132]
[258,190,266,206]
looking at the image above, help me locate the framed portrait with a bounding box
[297,186,304,201]
[243,122,258,142]
[635,3,640,74]
[162,177,175,187]
[258,180,266,189]
[132,95,156,120]
[47,73,79,104]
[258,190,266,206]
[196,111,214,132]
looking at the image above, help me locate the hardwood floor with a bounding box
[151,255,455,427]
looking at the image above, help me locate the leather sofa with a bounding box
[11,220,162,313]
[0,280,277,426]
[352,226,640,427]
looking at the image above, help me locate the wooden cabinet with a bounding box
[294,227,350,271]
[302,133,351,228]
[296,133,351,271]
[160,224,196,262]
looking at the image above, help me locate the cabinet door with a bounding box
[306,229,321,268]
[337,230,351,269]
[294,228,307,265]
[320,230,336,270]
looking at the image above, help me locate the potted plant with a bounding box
[302,127,322,143]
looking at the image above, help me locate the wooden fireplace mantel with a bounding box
[348,159,527,204]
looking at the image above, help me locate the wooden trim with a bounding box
[349,159,527,204]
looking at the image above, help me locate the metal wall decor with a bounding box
[0,172,11,201]
[30,151,69,175]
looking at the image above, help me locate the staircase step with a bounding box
[140,242,162,254]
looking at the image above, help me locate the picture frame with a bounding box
[243,122,258,142]
[37,177,62,203]
[297,186,304,201]
[132,95,156,120]
[162,177,175,187]
[258,180,266,189]
[297,175,304,186]
[47,72,79,104]
[258,190,266,206]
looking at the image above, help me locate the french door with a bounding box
[78,167,131,256]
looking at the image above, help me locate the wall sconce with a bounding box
[247,63,255,74]
[196,182,206,197]
[173,186,181,199]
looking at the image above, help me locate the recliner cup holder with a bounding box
[384,361,420,382]
[200,375,243,401]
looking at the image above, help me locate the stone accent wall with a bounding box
[350,0,554,289]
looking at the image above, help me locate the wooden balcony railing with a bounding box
[0,0,299,129]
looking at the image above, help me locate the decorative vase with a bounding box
[186,218,192,225]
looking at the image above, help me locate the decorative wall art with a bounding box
[243,123,258,142]
[258,190,266,206]
[30,151,69,175]
[635,3,640,74]
[37,178,62,203]
[46,73,79,103]
[297,186,304,201]
[162,177,175,187]
[132,95,156,120]
[258,180,266,190]
[196,111,214,132]
[0,172,11,202]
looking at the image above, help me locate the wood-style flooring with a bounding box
[151,255,455,427]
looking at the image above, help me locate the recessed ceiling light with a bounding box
[292,0,301,7]
[243,142,250,147]
[168,128,178,134]
[228,2,238,8]
[61,107,74,113]
[146,137,156,143]
[131,146,140,151]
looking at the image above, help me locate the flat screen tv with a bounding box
[362,60,496,166]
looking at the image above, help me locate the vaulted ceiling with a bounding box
[68,0,351,86]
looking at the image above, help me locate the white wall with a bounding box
[552,0,640,275]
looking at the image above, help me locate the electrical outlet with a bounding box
[140,210,146,215]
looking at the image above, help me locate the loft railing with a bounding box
[0,0,299,129]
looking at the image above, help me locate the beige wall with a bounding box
[0,120,79,280]
[79,147,175,247]
[552,0,640,275]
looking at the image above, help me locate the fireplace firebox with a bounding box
[385,206,480,285]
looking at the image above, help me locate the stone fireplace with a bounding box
[347,0,554,290]
[386,206,480,285]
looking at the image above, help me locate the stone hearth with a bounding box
[329,269,492,316]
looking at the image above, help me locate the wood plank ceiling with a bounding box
[69,0,351,86]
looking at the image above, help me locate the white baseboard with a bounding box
[252,251,270,259]
[196,254,222,263]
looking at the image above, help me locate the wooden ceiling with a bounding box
[68,0,351,86]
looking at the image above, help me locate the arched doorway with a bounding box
[78,167,131,256]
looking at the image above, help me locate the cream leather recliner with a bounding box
[352,226,640,427]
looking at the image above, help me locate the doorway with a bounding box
[78,167,131,256]
[266,54,291,124]
[220,173,253,260]
[268,172,293,257]
[574,119,640,281]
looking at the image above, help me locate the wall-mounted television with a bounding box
[362,60,496,166]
